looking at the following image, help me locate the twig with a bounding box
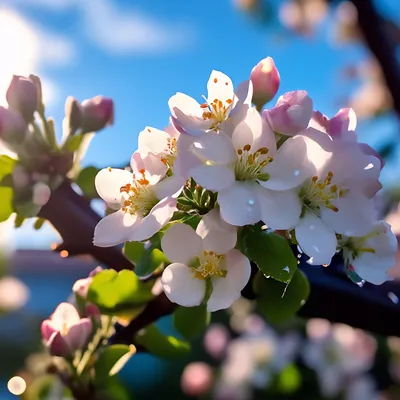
[38,180,133,271]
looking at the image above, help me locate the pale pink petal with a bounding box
[320,193,376,237]
[296,212,337,265]
[191,132,237,165]
[261,136,318,190]
[95,168,131,209]
[128,197,177,242]
[169,92,210,136]
[218,181,261,226]
[257,186,301,230]
[191,164,235,192]
[138,127,169,156]
[161,263,205,307]
[366,222,398,255]
[65,318,92,351]
[51,302,80,329]
[93,210,138,247]
[207,70,234,105]
[153,175,185,199]
[196,209,237,254]
[328,108,357,138]
[173,133,203,179]
[131,152,166,184]
[161,223,202,264]
[207,249,251,312]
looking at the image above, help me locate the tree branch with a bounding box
[350,0,400,118]
[38,180,133,271]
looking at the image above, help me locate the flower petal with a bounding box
[41,320,57,342]
[257,186,301,230]
[93,210,138,247]
[161,223,202,264]
[95,168,131,209]
[128,197,177,242]
[352,254,395,285]
[173,133,203,179]
[207,249,251,312]
[153,175,184,199]
[296,212,337,265]
[320,193,376,237]
[207,70,234,105]
[131,151,166,184]
[218,181,262,226]
[191,132,237,165]
[191,164,235,192]
[51,302,80,330]
[161,263,205,307]
[261,136,319,190]
[196,209,237,254]
[138,126,169,156]
[47,332,71,357]
[66,318,92,351]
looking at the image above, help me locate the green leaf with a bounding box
[243,228,297,283]
[135,324,191,359]
[0,187,13,222]
[123,241,146,264]
[136,248,169,277]
[76,166,100,199]
[87,270,154,314]
[254,269,310,323]
[0,155,17,180]
[173,304,211,340]
[95,344,136,383]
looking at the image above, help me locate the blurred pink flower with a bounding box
[181,362,213,397]
[204,323,230,359]
[41,302,92,358]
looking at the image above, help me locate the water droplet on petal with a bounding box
[294,170,300,176]
[388,292,399,304]
[248,198,255,206]
[364,163,374,170]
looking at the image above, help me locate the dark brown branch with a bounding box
[350,0,400,118]
[38,180,133,271]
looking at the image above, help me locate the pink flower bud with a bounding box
[181,362,213,397]
[263,90,313,136]
[41,302,92,358]
[6,75,39,123]
[250,57,280,108]
[85,303,101,321]
[73,267,102,299]
[81,96,114,133]
[0,106,27,144]
[32,182,51,207]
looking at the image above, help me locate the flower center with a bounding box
[120,169,158,217]
[161,137,178,168]
[200,97,233,130]
[300,172,347,214]
[192,250,227,280]
[234,144,272,181]
[61,321,70,336]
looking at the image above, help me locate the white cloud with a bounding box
[10,0,195,55]
[0,7,76,106]
[79,0,194,55]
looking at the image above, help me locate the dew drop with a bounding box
[356,280,365,288]
[283,266,290,273]
[297,245,303,254]
[248,198,255,206]
[294,169,300,176]
[364,163,374,170]
[297,254,302,259]
[388,292,399,304]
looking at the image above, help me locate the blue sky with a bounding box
[0,0,399,248]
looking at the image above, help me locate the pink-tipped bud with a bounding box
[6,75,39,123]
[263,90,313,136]
[41,302,92,358]
[72,267,102,299]
[250,57,280,108]
[32,182,51,207]
[0,106,27,144]
[81,96,114,133]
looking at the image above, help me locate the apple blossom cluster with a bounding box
[93,57,397,313]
